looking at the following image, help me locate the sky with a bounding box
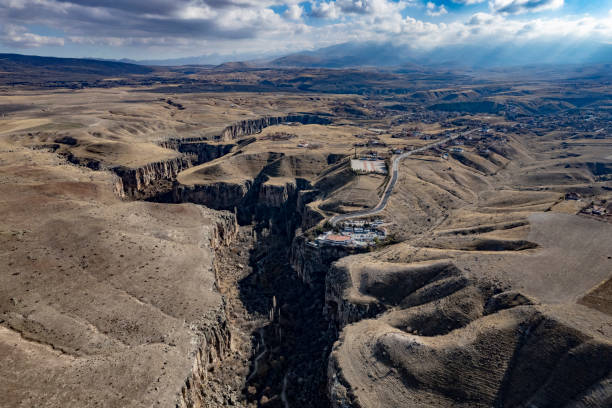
[0,0,611,61]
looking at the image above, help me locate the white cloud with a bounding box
[311,0,412,19]
[311,1,340,18]
[336,0,406,15]
[284,4,303,20]
[177,5,216,20]
[0,0,610,59]
[427,2,448,16]
[452,0,485,4]
[1,24,64,48]
[467,12,499,25]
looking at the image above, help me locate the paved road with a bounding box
[330,130,474,226]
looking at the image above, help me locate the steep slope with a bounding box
[326,214,612,408]
[0,141,238,407]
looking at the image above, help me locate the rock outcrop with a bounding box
[174,181,252,210]
[159,137,239,166]
[114,156,192,198]
[110,114,330,200]
[258,180,297,208]
[176,317,232,408]
[290,235,354,285]
[186,215,240,405]
[179,142,235,165]
[219,114,331,142]
[297,190,325,230]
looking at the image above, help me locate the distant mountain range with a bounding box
[4,39,610,72]
[265,41,612,69]
[0,53,157,87]
[92,40,612,69]
[2,44,611,88]
[116,50,277,67]
[0,53,152,75]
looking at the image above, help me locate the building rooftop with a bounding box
[326,234,352,242]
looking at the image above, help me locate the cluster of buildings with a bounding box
[567,194,610,218]
[350,157,388,174]
[582,202,610,217]
[315,220,386,248]
[433,126,512,160]
[354,138,388,148]
[390,109,459,126]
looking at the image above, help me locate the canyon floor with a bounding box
[1,65,611,407]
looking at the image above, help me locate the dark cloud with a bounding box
[451,0,485,4]
[309,0,404,19]
[0,0,276,43]
[490,0,563,15]
[55,0,260,13]
[55,0,184,14]
[0,0,607,58]
[336,0,371,15]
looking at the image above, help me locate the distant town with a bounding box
[314,219,387,248]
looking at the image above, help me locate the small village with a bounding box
[314,219,387,248]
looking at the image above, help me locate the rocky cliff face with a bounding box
[174,181,252,210]
[181,142,235,165]
[112,173,127,199]
[301,202,326,231]
[160,137,236,165]
[324,262,387,329]
[177,317,232,408]
[290,235,354,285]
[177,211,238,408]
[296,190,325,230]
[209,211,240,248]
[258,180,297,208]
[174,174,315,225]
[160,113,329,149]
[111,114,330,200]
[0,140,245,408]
[219,114,331,142]
[113,156,192,198]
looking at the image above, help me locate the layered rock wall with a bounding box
[290,235,353,285]
[324,262,387,328]
[113,156,192,198]
[174,181,252,210]
[177,211,238,408]
[180,142,235,164]
[113,114,330,199]
[297,190,325,230]
[219,114,331,142]
[177,318,232,408]
[258,180,297,208]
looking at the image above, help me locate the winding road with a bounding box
[330,129,474,226]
